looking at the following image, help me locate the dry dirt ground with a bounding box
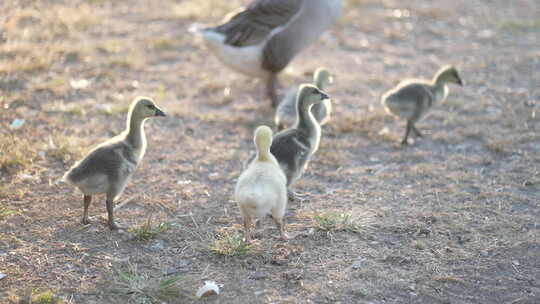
[1,0,539,303]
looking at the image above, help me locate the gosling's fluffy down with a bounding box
[274,68,333,130]
[381,65,463,144]
[235,126,288,242]
[270,84,330,189]
[63,96,166,230]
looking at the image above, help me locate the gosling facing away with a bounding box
[235,126,288,243]
[270,84,330,196]
[62,97,166,230]
[381,65,463,145]
[199,0,342,108]
[275,68,333,130]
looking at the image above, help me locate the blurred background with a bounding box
[1,0,539,303]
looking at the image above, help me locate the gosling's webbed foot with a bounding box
[108,221,125,231]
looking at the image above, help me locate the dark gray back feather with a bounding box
[66,140,137,184]
[213,0,302,47]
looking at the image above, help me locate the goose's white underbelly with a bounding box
[201,30,268,78]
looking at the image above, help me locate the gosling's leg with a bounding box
[266,73,280,108]
[105,196,121,230]
[82,195,92,225]
[243,215,252,243]
[401,120,413,145]
[272,216,288,241]
[412,125,423,138]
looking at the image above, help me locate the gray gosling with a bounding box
[270,84,330,198]
[275,68,333,130]
[62,97,166,230]
[381,65,463,145]
[235,126,288,243]
[199,0,342,107]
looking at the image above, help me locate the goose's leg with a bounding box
[412,125,423,138]
[272,216,288,240]
[243,215,252,243]
[106,193,122,230]
[267,73,280,108]
[401,120,413,145]
[82,195,92,225]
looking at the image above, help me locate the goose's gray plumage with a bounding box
[275,68,333,130]
[235,125,288,242]
[63,96,166,230]
[200,0,342,107]
[381,65,463,145]
[270,84,329,189]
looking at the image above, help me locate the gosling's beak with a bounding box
[457,77,463,86]
[319,91,330,101]
[154,108,166,117]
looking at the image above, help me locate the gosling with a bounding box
[274,68,333,130]
[381,65,463,145]
[62,97,166,230]
[271,84,329,197]
[235,126,288,243]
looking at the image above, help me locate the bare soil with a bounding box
[1,0,539,303]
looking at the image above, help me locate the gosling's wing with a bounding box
[270,128,311,184]
[65,141,137,183]
[212,0,303,47]
[384,83,434,120]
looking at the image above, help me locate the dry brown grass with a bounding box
[0,0,538,303]
[0,135,35,173]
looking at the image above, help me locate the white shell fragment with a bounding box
[196,281,220,298]
[0,273,6,280]
[70,79,90,89]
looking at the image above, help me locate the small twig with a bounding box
[189,212,199,229]
[177,212,199,228]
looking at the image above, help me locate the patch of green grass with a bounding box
[0,207,20,219]
[499,19,540,32]
[129,216,170,241]
[97,103,131,116]
[46,135,84,164]
[43,101,85,116]
[6,289,63,304]
[153,84,167,103]
[210,232,252,257]
[106,263,188,303]
[313,212,360,233]
[31,290,62,304]
[148,38,179,50]
[0,44,58,74]
[108,58,134,69]
[0,136,35,173]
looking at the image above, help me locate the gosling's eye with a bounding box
[146,104,155,109]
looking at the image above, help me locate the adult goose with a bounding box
[200,0,342,107]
